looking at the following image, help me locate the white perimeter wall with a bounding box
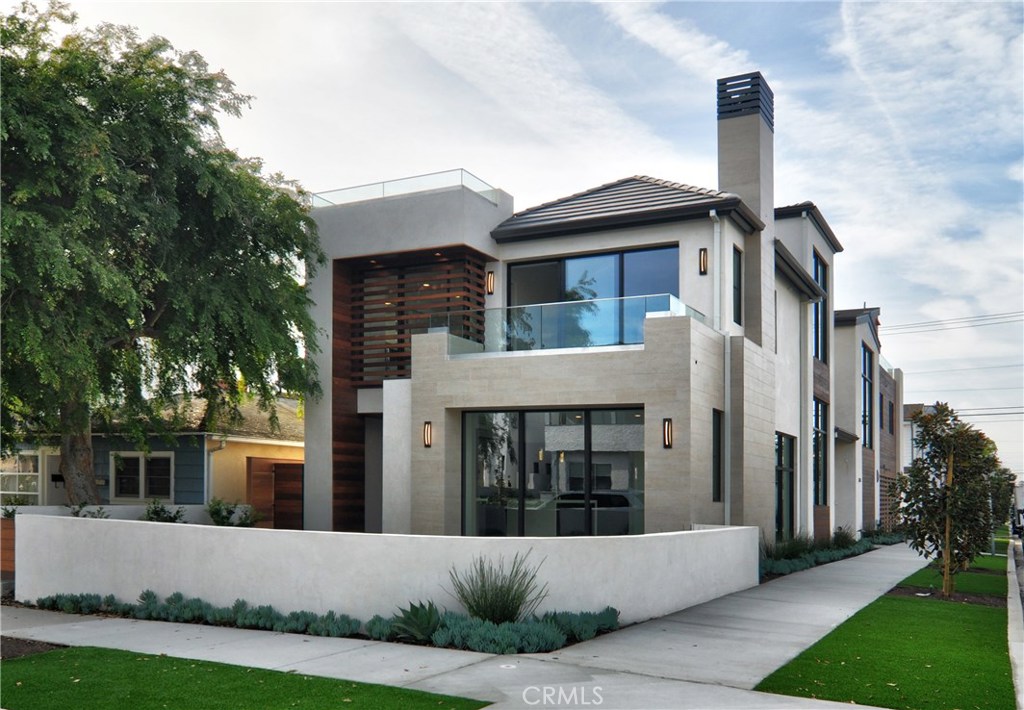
[15,516,758,625]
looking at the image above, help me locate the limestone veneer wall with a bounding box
[15,515,759,625]
[408,314,732,536]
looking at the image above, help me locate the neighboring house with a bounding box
[0,399,305,528]
[297,70,900,541]
[834,308,904,533]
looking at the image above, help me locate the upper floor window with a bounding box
[812,251,828,362]
[861,344,874,449]
[732,247,743,326]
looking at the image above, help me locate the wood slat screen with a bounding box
[347,249,487,385]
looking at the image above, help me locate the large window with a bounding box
[507,246,679,349]
[112,453,173,501]
[775,433,795,540]
[861,344,874,449]
[463,409,644,537]
[0,453,40,505]
[812,399,828,506]
[812,251,828,362]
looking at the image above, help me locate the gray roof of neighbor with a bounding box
[775,201,844,253]
[491,176,764,242]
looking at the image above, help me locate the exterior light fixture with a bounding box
[485,270,495,295]
[559,451,565,463]
[537,448,545,462]
[699,248,709,275]
[423,421,433,448]
[662,418,673,448]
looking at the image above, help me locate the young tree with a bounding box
[893,402,1012,597]
[1,3,324,503]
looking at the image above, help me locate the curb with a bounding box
[1008,540,1024,710]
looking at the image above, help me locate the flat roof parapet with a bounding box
[311,168,498,207]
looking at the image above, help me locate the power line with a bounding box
[882,311,1023,330]
[904,386,1024,393]
[958,406,1024,412]
[882,318,1023,335]
[904,363,1024,375]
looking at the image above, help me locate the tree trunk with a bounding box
[942,450,954,599]
[59,400,100,505]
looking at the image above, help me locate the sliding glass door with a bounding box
[464,409,644,537]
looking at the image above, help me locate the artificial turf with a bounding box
[899,566,1007,597]
[755,594,1015,710]
[0,646,490,710]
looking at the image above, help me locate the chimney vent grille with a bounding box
[717,72,774,131]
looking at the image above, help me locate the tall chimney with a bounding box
[717,72,774,226]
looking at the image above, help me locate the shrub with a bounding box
[366,614,395,641]
[206,498,261,527]
[448,550,549,624]
[539,607,620,643]
[141,499,186,523]
[831,526,858,549]
[307,610,361,637]
[390,601,441,644]
[431,613,568,654]
[67,502,111,519]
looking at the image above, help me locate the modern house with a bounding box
[303,71,901,541]
[0,398,305,528]
[834,308,904,533]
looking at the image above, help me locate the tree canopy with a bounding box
[893,402,1014,595]
[1,2,325,503]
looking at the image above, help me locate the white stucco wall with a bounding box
[15,515,759,626]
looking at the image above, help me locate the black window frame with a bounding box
[812,398,828,506]
[862,344,874,449]
[712,409,723,502]
[732,246,743,326]
[812,251,828,362]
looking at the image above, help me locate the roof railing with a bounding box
[311,168,498,207]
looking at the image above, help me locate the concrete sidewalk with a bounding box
[2,544,938,709]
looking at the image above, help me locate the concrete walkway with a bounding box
[0,544,948,709]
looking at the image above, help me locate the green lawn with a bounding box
[756,595,1015,710]
[0,647,489,710]
[900,567,1007,597]
[970,553,1009,572]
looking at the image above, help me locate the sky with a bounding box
[32,1,1024,477]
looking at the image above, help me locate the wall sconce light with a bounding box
[485,270,495,295]
[537,448,545,462]
[423,421,433,448]
[662,418,673,448]
[698,248,709,275]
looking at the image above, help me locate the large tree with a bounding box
[893,402,1014,597]
[1,3,325,503]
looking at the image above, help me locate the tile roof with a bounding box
[491,176,762,242]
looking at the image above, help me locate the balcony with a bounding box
[311,168,498,207]
[428,294,705,355]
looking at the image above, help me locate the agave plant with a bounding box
[390,601,441,644]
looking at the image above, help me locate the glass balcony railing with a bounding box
[429,294,705,354]
[311,168,498,207]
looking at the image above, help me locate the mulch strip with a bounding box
[1,636,67,660]
[886,585,1006,608]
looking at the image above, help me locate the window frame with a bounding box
[712,409,724,502]
[812,399,828,506]
[0,451,42,505]
[861,344,874,449]
[110,451,175,503]
[811,250,828,362]
[732,246,743,326]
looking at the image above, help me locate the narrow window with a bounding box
[888,401,895,435]
[775,433,795,540]
[812,399,828,506]
[732,247,743,326]
[712,409,723,502]
[862,344,874,448]
[812,251,828,362]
